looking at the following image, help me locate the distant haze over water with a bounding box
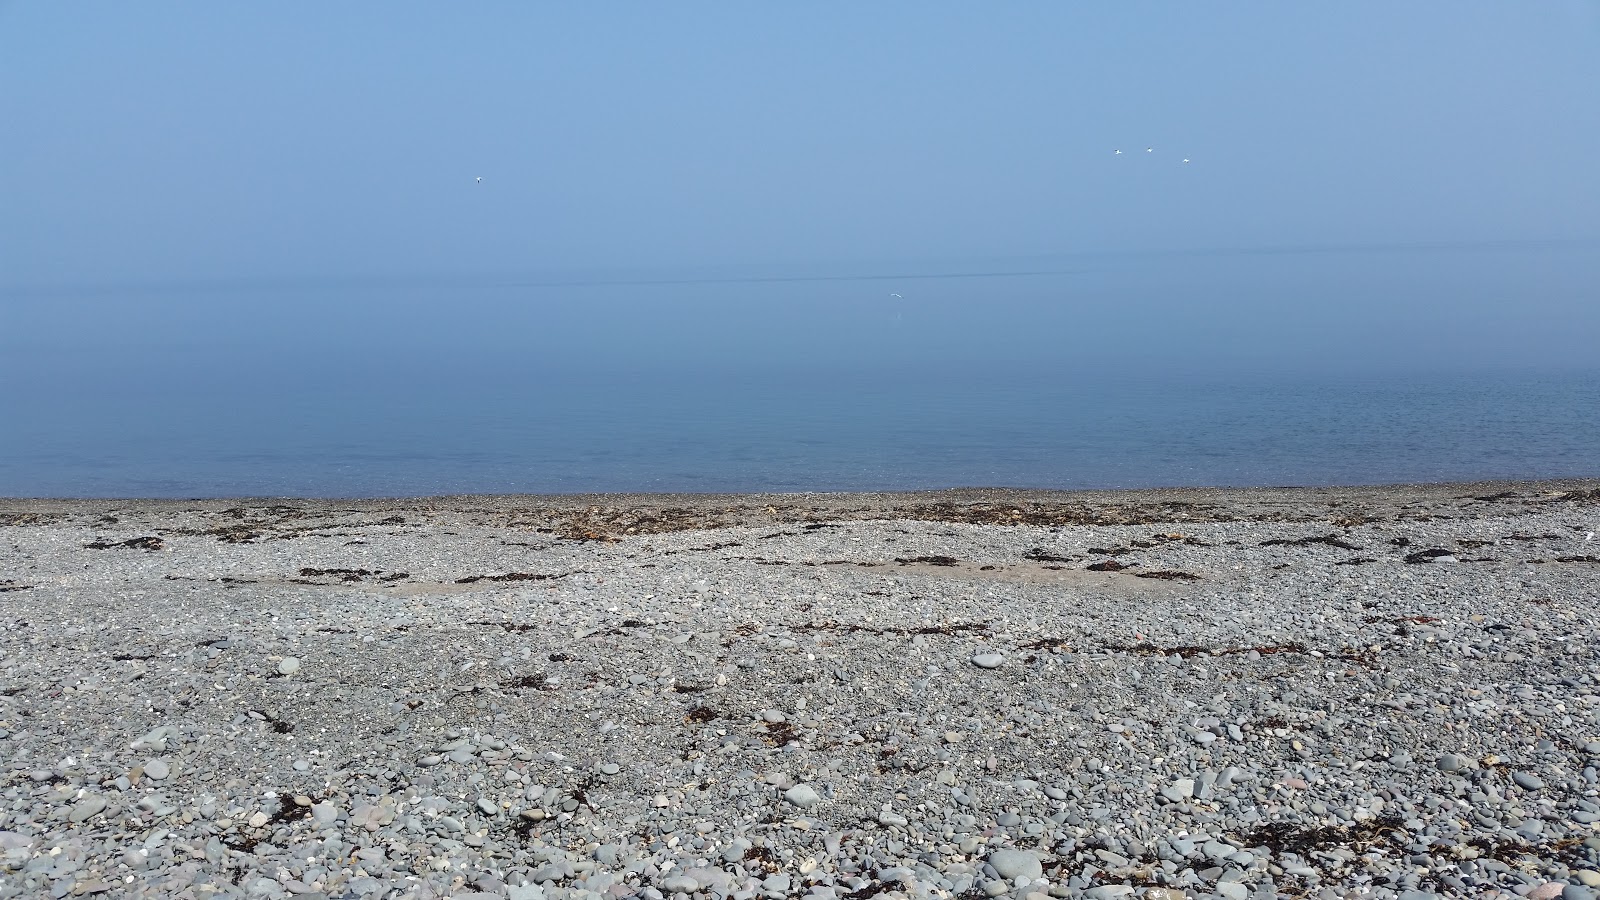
[3,244,1598,498]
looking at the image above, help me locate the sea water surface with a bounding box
[3,245,1598,497]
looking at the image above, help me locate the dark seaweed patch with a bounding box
[1334,557,1378,566]
[266,798,314,827]
[456,570,578,584]
[685,706,720,724]
[505,673,555,691]
[298,567,379,581]
[1404,548,1454,564]
[895,555,958,566]
[1109,641,1309,658]
[1132,570,1200,581]
[0,512,65,526]
[1085,560,1129,572]
[1542,488,1600,503]
[759,721,801,746]
[787,621,988,637]
[1259,534,1362,551]
[84,535,164,551]
[1232,816,1405,859]
[250,709,294,734]
[744,845,782,873]
[1555,555,1600,563]
[1022,548,1074,563]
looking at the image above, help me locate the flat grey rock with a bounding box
[783,784,822,808]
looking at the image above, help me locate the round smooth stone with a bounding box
[987,848,1043,881]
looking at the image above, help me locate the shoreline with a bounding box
[5,474,1598,509]
[1,477,1597,898]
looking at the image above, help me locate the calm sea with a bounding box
[3,246,1598,498]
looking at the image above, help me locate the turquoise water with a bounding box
[4,247,1598,497]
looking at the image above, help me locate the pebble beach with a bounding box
[2,481,1599,900]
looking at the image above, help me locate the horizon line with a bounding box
[2,235,1594,298]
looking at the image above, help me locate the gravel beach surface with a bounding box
[2,481,1599,900]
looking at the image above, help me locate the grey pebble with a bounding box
[68,796,107,823]
[783,784,822,808]
[987,848,1042,881]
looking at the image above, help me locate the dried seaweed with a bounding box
[1259,534,1363,551]
[895,555,958,566]
[83,535,164,551]
[456,570,580,584]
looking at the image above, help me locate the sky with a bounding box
[3,2,1599,287]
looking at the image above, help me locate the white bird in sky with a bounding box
[475,177,482,183]
[1114,149,1122,155]
[889,293,903,298]
[1183,158,1191,164]
[1146,147,1153,153]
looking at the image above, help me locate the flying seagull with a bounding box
[475,177,482,183]
[1146,147,1153,153]
[889,293,903,298]
[1183,158,1191,164]
[1114,149,1122,155]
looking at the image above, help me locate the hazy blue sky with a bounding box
[4,3,1598,285]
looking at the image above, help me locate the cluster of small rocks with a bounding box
[0,483,1598,899]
